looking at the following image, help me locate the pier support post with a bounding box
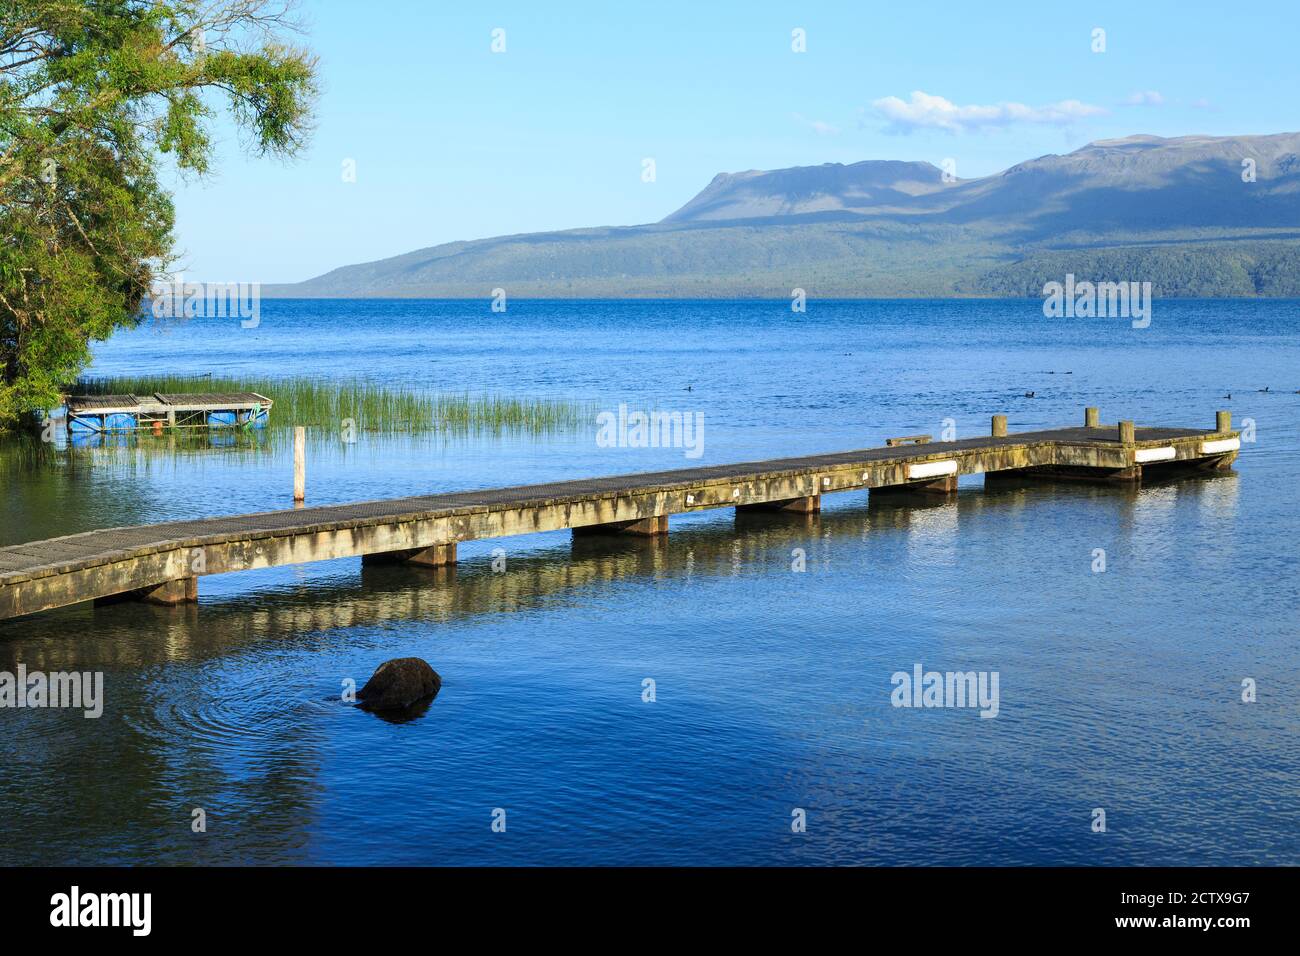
[919,474,958,494]
[873,475,958,496]
[573,515,669,537]
[736,495,821,514]
[1216,410,1231,433]
[991,415,1007,438]
[94,576,198,608]
[989,464,1140,486]
[1118,420,1135,444]
[293,426,306,504]
[362,542,457,567]
[1085,407,1100,428]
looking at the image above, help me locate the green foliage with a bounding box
[272,220,1004,299]
[966,242,1300,297]
[0,1,317,427]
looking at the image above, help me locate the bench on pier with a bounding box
[885,434,932,447]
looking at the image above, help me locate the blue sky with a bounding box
[172,0,1300,282]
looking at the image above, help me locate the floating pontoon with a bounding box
[64,392,273,433]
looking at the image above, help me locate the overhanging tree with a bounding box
[0,0,316,427]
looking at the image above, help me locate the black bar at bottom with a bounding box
[0,866,1290,940]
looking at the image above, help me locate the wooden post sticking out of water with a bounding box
[991,415,1007,438]
[294,426,306,503]
[1118,420,1135,444]
[1085,407,1100,428]
[1217,410,1231,433]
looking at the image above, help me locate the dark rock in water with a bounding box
[357,658,441,711]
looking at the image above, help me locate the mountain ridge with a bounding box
[264,132,1300,298]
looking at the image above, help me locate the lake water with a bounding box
[2,299,1298,865]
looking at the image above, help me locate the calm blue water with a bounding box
[2,299,1298,865]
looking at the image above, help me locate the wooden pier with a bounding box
[64,391,273,433]
[0,409,1240,621]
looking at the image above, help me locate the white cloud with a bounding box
[792,112,840,136]
[1125,90,1166,106]
[870,90,1106,133]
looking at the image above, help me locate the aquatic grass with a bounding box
[71,375,597,435]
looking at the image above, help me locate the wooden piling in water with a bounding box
[1085,407,1100,428]
[992,415,1007,438]
[294,426,306,503]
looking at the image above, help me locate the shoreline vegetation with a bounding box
[71,375,597,436]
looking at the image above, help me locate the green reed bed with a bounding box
[72,375,596,435]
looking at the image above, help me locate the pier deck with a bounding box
[0,410,1241,621]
